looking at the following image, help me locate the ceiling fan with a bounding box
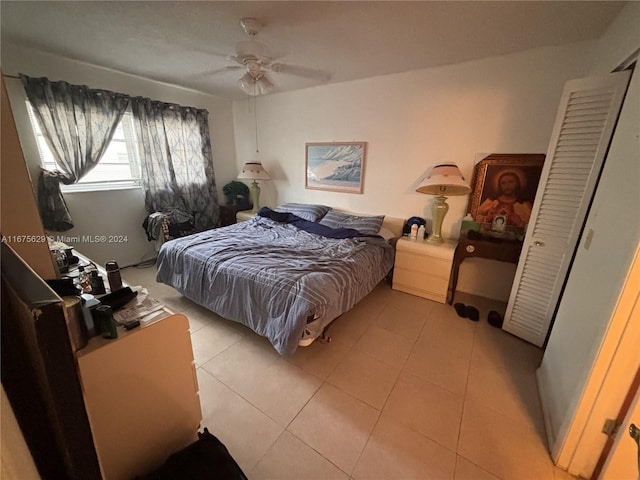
[218,17,330,96]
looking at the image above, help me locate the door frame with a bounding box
[551,242,640,475]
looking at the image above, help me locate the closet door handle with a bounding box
[534,241,545,247]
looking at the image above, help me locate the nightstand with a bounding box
[219,205,246,227]
[236,210,256,222]
[392,237,457,303]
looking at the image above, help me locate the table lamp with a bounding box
[238,162,271,213]
[416,163,471,244]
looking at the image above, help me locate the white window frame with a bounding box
[26,103,142,192]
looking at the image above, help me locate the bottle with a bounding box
[77,266,92,294]
[105,261,123,292]
[53,249,68,274]
[410,224,418,239]
[89,270,106,295]
[93,305,118,339]
[417,225,426,240]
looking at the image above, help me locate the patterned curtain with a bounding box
[131,97,219,231]
[20,74,130,231]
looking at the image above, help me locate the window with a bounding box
[26,103,142,191]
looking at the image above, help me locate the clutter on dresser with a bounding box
[44,245,171,349]
[112,287,167,327]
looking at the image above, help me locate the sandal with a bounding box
[454,303,467,317]
[453,303,480,322]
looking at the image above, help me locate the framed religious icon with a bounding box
[305,142,367,194]
[467,154,545,234]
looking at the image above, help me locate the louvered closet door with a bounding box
[503,70,631,347]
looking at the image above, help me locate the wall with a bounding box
[1,43,236,266]
[1,38,605,299]
[536,1,640,474]
[232,42,594,300]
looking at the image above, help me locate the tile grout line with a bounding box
[347,305,430,477]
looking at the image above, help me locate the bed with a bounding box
[155,204,399,356]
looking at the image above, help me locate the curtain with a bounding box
[20,74,130,231]
[131,97,219,231]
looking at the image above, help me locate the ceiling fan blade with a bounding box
[269,63,331,82]
[194,65,242,78]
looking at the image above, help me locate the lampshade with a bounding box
[238,162,271,181]
[416,164,471,196]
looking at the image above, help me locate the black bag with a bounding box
[403,216,426,235]
[138,428,248,480]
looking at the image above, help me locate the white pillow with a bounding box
[377,226,396,242]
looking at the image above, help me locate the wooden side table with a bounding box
[392,237,457,303]
[219,205,251,227]
[447,234,523,304]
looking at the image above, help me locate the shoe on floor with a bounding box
[454,303,480,321]
[454,303,467,317]
[488,310,503,328]
[466,306,480,321]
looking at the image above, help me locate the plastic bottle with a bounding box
[105,261,123,292]
[410,224,418,239]
[417,225,426,240]
[77,266,92,294]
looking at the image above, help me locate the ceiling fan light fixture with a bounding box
[256,76,273,95]
[238,72,273,96]
[238,73,258,96]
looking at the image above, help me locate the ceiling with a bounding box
[0,1,626,100]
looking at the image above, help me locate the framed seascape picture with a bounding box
[467,153,546,234]
[305,142,367,194]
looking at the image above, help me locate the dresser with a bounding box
[2,243,201,479]
[76,313,201,479]
[392,237,457,303]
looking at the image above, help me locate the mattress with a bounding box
[155,213,395,356]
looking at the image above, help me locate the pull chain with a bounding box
[253,95,259,155]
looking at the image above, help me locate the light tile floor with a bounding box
[123,265,577,480]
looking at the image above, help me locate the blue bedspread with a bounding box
[155,214,395,356]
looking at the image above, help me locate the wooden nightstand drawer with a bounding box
[392,237,456,303]
[393,268,449,302]
[395,251,452,280]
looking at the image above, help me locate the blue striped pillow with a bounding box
[319,211,385,235]
[273,203,331,222]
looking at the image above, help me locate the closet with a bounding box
[503,70,632,347]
